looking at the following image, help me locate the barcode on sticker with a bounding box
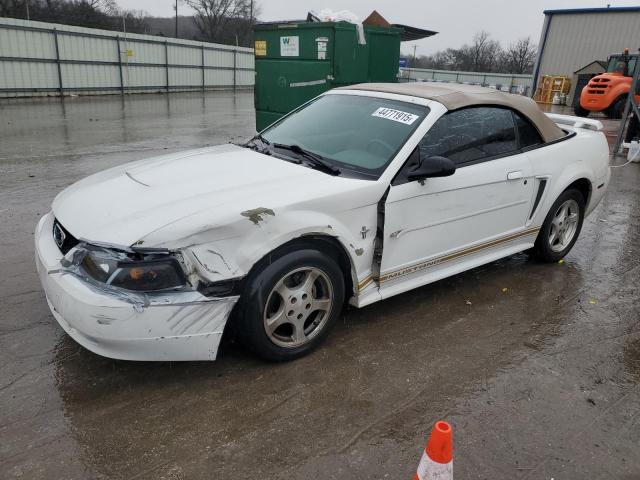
[372,108,419,125]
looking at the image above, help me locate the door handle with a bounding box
[507,171,523,180]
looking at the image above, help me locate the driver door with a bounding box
[379,107,536,298]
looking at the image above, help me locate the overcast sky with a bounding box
[118,0,640,55]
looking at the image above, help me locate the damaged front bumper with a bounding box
[35,212,238,361]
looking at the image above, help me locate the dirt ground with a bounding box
[1,91,639,479]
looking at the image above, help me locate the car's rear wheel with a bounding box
[236,248,345,361]
[534,189,585,262]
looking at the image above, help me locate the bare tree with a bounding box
[410,31,536,75]
[466,31,502,72]
[86,0,117,15]
[184,0,256,43]
[0,0,149,33]
[414,49,457,70]
[0,0,19,17]
[121,9,150,34]
[502,37,537,74]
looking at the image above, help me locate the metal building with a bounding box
[533,6,640,105]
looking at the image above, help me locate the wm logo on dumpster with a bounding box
[280,36,299,57]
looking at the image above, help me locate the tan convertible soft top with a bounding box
[338,82,565,143]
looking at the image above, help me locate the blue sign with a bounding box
[399,58,408,68]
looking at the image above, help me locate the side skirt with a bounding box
[354,227,539,307]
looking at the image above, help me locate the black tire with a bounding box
[534,189,585,263]
[235,247,345,361]
[573,105,590,117]
[606,96,626,119]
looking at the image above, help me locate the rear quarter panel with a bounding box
[527,128,610,226]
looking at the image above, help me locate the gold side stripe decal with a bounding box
[356,227,540,291]
[379,227,540,283]
[358,275,374,290]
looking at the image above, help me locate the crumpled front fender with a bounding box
[144,207,378,297]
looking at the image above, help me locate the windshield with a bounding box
[606,55,638,76]
[261,94,428,178]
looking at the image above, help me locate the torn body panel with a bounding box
[241,207,275,225]
[175,205,381,306]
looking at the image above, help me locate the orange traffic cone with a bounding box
[412,421,453,480]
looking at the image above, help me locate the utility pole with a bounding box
[248,0,254,45]
[25,0,30,20]
[174,0,179,38]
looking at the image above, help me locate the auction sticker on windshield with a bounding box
[372,107,420,125]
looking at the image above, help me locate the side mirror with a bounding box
[407,154,456,181]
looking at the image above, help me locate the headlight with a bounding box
[81,246,187,292]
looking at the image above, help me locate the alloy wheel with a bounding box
[548,199,580,252]
[263,267,334,348]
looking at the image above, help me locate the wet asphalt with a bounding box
[1,91,639,479]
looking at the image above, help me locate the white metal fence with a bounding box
[0,17,255,97]
[400,67,534,96]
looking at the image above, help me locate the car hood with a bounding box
[53,144,372,247]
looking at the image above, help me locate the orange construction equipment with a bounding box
[577,48,640,118]
[412,421,453,480]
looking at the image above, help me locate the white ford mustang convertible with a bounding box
[35,83,610,362]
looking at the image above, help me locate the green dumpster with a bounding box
[253,21,402,131]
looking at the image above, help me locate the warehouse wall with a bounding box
[534,10,640,104]
[0,17,254,98]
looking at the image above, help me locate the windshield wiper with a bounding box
[243,133,271,154]
[272,143,341,175]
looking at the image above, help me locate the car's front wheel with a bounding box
[534,189,585,262]
[606,96,626,119]
[574,104,590,117]
[236,247,345,361]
